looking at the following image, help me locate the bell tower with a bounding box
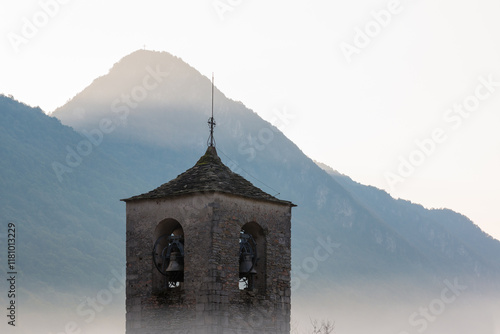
[122,143,294,332]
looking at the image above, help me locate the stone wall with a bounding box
[125,192,292,333]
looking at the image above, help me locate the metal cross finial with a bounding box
[208,73,216,147]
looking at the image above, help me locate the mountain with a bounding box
[2,49,500,333]
[0,94,145,333]
[53,49,500,288]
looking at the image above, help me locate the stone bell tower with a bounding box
[122,143,295,333]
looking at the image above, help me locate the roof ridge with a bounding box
[122,147,294,206]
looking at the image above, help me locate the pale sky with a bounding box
[1,0,499,240]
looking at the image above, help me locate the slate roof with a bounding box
[122,146,294,206]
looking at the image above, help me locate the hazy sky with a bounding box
[1,0,499,240]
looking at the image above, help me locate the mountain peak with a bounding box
[51,49,220,148]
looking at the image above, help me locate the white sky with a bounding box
[1,0,499,240]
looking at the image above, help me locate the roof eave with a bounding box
[121,190,296,207]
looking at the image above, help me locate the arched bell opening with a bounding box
[152,219,185,292]
[239,222,266,294]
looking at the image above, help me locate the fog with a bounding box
[5,288,499,334]
[4,306,124,334]
[292,286,500,334]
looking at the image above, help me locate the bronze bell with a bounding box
[239,254,257,275]
[165,251,183,272]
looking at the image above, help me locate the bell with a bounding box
[239,254,257,275]
[165,251,183,272]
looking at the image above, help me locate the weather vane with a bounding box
[208,73,216,147]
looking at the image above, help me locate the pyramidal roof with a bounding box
[122,146,294,206]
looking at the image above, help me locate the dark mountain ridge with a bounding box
[2,49,499,333]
